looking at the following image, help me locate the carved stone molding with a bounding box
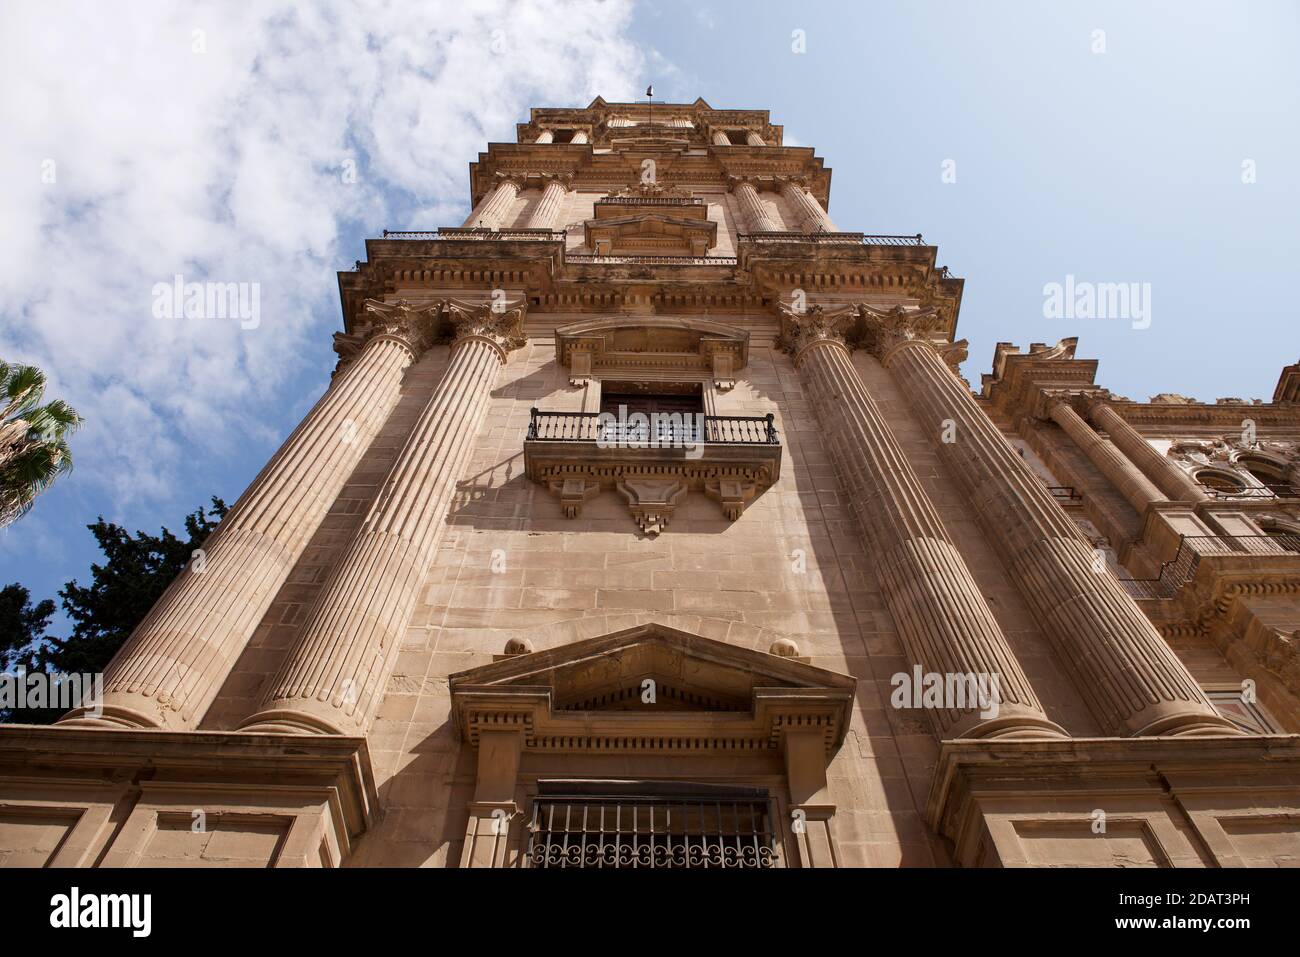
[444,297,528,361]
[333,297,442,370]
[617,475,687,536]
[775,302,860,360]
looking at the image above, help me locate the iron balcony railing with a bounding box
[1200,483,1299,500]
[1117,533,1300,600]
[527,409,779,446]
[596,196,705,207]
[380,227,565,241]
[563,253,736,266]
[1047,486,1083,501]
[527,793,777,869]
[736,231,926,246]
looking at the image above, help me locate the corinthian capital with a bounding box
[852,303,946,361]
[776,302,861,358]
[333,298,443,369]
[444,297,528,360]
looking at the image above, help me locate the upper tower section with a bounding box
[340,97,961,344]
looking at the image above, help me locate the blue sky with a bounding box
[2,0,1297,633]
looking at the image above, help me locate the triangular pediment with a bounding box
[450,625,855,754]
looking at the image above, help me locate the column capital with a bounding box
[851,302,961,367]
[776,302,860,361]
[1034,387,1110,421]
[334,298,442,369]
[533,170,574,189]
[726,173,768,192]
[774,173,811,191]
[445,297,528,362]
[491,170,528,189]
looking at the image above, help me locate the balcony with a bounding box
[736,231,926,246]
[1117,533,1300,600]
[380,227,565,241]
[523,409,782,535]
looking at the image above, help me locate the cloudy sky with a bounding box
[2,0,1297,628]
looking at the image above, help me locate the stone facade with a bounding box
[4,97,1300,868]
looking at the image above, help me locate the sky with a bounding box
[1,0,1297,631]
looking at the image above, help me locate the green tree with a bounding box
[0,584,55,670]
[0,361,82,529]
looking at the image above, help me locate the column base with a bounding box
[237,705,350,736]
[58,702,166,730]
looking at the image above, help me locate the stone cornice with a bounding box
[0,725,378,849]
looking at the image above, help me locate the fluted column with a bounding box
[462,175,522,228]
[1090,403,1209,502]
[780,305,1065,740]
[524,175,570,230]
[569,130,589,145]
[778,176,836,233]
[862,305,1238,738]
[239,300,526,735]
[534,130,554,144]
[1049,399,1168,513]
[745,131,766,146]
[730,177,780,233]
[711,129,731,146]
[61,301,440,730]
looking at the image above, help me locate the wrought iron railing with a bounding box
[380,227,565,241]
[1047,486,1083,501]
[736,231,925,246]
[527,409,779,445]
[527,793,777,869]
[1200,483,1299,500]
[563,253,736,266]
[596,196,704,207]
[1117,533,1300,600]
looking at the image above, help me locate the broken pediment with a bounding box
[449,624,855,755]
[553,316,749,376]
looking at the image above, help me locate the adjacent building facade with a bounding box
[4,98,1300,868]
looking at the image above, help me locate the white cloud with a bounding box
[0,0,646,519]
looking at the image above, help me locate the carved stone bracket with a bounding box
[616,475,687,536]
[547,477,600,518]
[705,477,757,520]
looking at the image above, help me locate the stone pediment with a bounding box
[449,624,855,755]
[553,315,749,374]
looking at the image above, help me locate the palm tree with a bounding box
[0,361,82,529]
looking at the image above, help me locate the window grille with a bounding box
[526,782,777,869]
